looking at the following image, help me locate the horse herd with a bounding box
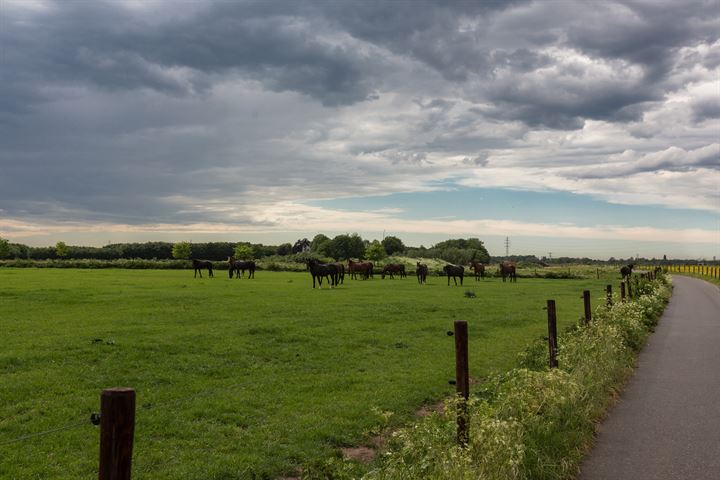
[192,257,518,288]
[192,257,256,279]
[193,258,639,289]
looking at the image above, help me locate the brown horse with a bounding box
[228,256,256,279]
[348,259,372,280]
[470,261,485,281]
[192,259,214,278]
[499,261,516,283]
[381,263,406,279]
[416,262,428,284]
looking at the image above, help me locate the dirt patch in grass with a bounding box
[341,446,376,463]
[416,399,445,417]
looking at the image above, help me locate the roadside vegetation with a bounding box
[347,273,672,480]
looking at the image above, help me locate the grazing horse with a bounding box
[381,263,406,279]
[443,264,464,286]
[620,263,634,281]
[499,262,517,283]
[470,261,485,281]
[306,259,339,288]
[192,259,214,278]
[227,256,256,279]
[416,262,428,284]
[348,259,372,280]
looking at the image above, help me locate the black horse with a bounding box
[416,262,428,284]
[228,256,256,279]
[332,262,345,285]
[443,264,464,286]
[620,263,634,281]
[192,259,214,278]
[306,259,339,288]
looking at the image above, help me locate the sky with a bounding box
[0,0,718,259]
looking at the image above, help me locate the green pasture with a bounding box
[0,268,619,479]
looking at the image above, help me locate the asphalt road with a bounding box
[577,275,720,480]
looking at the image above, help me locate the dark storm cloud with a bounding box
[564,1,719,80]
[0,0,381,108]
[1,0,718,229]
[2,0,716,120]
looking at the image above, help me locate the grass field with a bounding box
[1,268,619,479]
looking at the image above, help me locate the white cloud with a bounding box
[2,203,716,247]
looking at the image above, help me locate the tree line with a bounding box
[0,234,491,265]
[1,235,701,265]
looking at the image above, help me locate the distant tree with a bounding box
[234,244,254,260]
[432,238,490,264]
[292,238,311,253]
[55,241,68,259]
[193,242,236,261]
[348,233,365,259]
[328,233,365,260]
[365,240,387,263]
[276,243,293,256]
[172,241,192,259]
[250,243,275,258]
[0,237,9,258]
[381,235,405,256]
[311,234,331,256]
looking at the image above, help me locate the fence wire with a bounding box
[0,418,90,447]
[0,376,254,450]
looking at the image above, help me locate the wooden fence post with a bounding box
[453,320,469,447]
[583,290,592,324]
[99,388,135,480]
[546,300,558,368]
[627,278,633,298]
[621,282,626,301]
[606,284,612,307]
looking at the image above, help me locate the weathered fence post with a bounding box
[99,388,135,480]
[546,300,558,368]
[621,282,626,301]
[583,290,592,324]
[453,320,469,447]
[606,284,612,307]
[627,278,633,298]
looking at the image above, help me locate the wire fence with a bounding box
[0,373,254,449]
